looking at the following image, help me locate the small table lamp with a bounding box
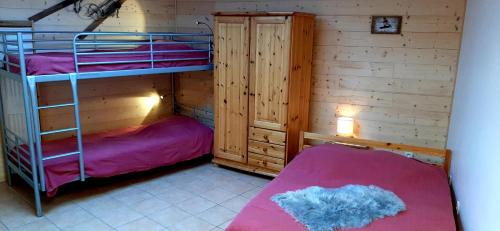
[337,117,354,137]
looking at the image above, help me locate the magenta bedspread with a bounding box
[7,41,209,76]
[227,144,455,231]
[23,116,212,196]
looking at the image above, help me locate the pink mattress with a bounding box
[7,40,209,76]
[228,144,456,231]
[15,116,213,196]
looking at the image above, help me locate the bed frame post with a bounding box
[0,34,13,186]
[298,131,305,152]
[69,73,85,182]
[17,32,43,216]
[27,78,47,192]
[0,74,12,186]
[171,74,176,114]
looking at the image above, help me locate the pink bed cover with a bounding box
[228,144,456,231]
[23,116,212,196]
[7,40,209,76]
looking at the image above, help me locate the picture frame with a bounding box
[371,16,402,34]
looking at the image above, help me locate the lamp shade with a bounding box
[337,117,354,137]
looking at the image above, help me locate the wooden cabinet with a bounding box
[213,12,315,177]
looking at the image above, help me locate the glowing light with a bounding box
[143,94,160,109]
[337,117,354,137]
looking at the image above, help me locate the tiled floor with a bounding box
[0,159,272,231]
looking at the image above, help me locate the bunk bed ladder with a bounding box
[27,74,86,193]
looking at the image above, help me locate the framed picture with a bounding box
[371,16,402,34]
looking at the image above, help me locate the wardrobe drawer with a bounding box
[248,140,285,159]
[248,152,284,172]
[249,127,286,145]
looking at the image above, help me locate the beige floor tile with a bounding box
[128,197,171,215]
[189,164,219,177]
[147,206,191,227]
[0,187,21,204]
[74,194,117,212]
[241,186,264,199]
[43,199,80,215]
[174,179,218,195]
[200,188,238,204]
[46,205,95,229]
[0,162,271,230]
[136,179,174,195]
[206,172,237,184]
[153,187,195,204]
[63,218,114,231]
[176,196,216,214]
[116,217,164,231]
[112,189,155,206]
[220,181,257,195]
[11,218,60,231]
[218,220,232,230]
[79,197,123,215]
[95,206,144,228]
[162,172,198,185]
[237,174,272,187]
[0,202,45,229]
[0,198,34,217]
[107,186,142,199]
[0,222,7,231]
[197,205,236,226]
[169,216,215,231]
[220,196,251,213]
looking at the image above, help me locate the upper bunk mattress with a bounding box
[7,41,209,76]
[17,115,213,196]
[227,144,456,231]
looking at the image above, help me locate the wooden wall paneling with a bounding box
[37,75,173,141]
[174,71,214,127]
[213,16,250,163]
[174,0,466,149]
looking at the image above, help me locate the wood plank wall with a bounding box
[175,0,466,149]
[0,0,176,181]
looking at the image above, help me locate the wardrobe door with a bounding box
[249,16,292,132]
[213,16,250,163]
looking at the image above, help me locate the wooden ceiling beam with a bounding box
[28,0,79,22]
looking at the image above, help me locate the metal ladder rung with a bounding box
[38,103,75,110]
[43,151,80,161]
[40,127,78,136]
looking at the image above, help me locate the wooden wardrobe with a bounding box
[212,12,315,176]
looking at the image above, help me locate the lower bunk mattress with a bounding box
[17,115,213,196]
[227,144,456,231]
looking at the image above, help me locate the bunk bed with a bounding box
[0,30,214,216]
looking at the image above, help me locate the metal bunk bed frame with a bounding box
[0,30,213,216]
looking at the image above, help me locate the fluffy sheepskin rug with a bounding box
[271,185,406,231]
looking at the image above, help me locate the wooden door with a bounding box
[213,16,250,163]
[249,16,291,132]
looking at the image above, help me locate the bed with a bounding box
[9,115,213,197]
[1,30,214,216]
[7,40,209,76]
[227,134,456,231]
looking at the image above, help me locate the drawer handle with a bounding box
[263,147,268,152]
[263,135,268,140]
